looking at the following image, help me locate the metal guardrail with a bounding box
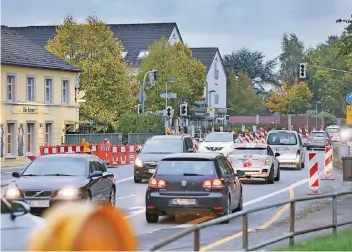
[149,191,352,251]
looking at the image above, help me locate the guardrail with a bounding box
[149,190,352,251]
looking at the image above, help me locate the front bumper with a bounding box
[234,167,270,178]
[134,166,155,180]
[145,192,227,216]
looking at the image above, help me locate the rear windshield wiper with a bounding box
[43,174,74,176]
[183,173,204,176]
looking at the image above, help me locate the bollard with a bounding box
[307,152,320,195]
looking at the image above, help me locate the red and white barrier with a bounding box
[321,146,334,180]
[299,127,303,139]
[307,152,320,195]
[249,133,254,143]
[305,128,309,138]
[261,130,265,143]
[194,138,200,151]
[255,132,259,143]
[26,154,36,167]
[245,134,250,143]
[239,134,243,143]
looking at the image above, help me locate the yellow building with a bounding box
[1,26,81,167]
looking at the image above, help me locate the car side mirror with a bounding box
[136,148,140,154]
[12,172,20,178]
[236,170,245,177]
[10,201,30,220]
[89,170,103,178]
[275,153,280,157]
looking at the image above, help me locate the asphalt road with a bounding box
[1,149,342,251]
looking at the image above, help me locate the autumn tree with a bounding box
[46,15,138,124]
[138,38,206,115]
[266,80,313,114]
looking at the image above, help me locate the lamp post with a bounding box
[315,101,322,128]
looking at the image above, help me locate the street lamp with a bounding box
[315,101,322,128]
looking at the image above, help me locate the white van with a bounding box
[266,130,305,170]
[325,125,341,142]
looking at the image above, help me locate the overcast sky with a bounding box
[2,0,351,61]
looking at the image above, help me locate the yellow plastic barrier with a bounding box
[27,203,137,251]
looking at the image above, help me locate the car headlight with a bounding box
[341,130,350,139]
[134,157,143,167]
[265,158,270,165]
[57,188,79,197]
[5,188,20,198]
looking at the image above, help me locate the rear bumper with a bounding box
[306,143,329,149]
[145,192,227,216]
[234,167,271,178]
[277,155,301,168]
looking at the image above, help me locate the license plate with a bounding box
[148,169,155,173]
[170,199,196,205]
[26,200,50,208]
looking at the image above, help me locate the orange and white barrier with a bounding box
[307,152,320,195]
[321,146,334,180]
[26,154,37,167]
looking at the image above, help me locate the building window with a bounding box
[27,77,35,101]
[26,123,35,153]
[44,123,53,145]
[6,123,15,155]
[137,50,149,59]
[6,75,15,102]
[214,61,219,80]
[215,94,219,105]
[121,51,128,59]
[62,80,69,104]
[44,78,53,103]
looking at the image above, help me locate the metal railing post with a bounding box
[194,229,200,251]
[332,195,337,236]
[289,202,295,247]
[242,213,249,251]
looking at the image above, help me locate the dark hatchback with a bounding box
[133,135,195,183]
[3,154,116,215]
[145,153,244,224]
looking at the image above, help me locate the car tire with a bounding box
[134,176,142,183]
[296,162,302,170]
[145,211,159,223]
[274,168,280,181]
[233,192,243,212]
[266,167,275,184]
[301,161,305,169]
[110,187,116,207]
[220,197,231,224]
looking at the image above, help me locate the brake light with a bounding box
[227,156,232,164]
[148,178,166,188]
[202,178,224,189]
[265,157,270,165]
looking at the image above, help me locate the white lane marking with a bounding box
[116,195,135,200]
[129,206,144,211]
[116,176,133,183]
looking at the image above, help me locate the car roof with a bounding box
[150,135,187,140]
[36,153,93,160]
[235,143,268,148]
[268,130,297,134]
[161,152,222,161]
[311,130,327,133]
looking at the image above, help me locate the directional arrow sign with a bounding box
[160,93,177,99]
[346,92,352,105]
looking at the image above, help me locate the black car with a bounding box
[3,154,116,215]
[145,153,245,224]
[133,135,195,183]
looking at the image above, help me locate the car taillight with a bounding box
[148,178,166,188]
[296,150,300,155]
[227,156,232,164]
[265,157,270,165]
[202,178,224,189]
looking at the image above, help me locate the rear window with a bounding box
[233,148,266,155]
[267,133,297,145]
[141,139,182,154]
[156,160,215,175]
[326,127,339,133]
[311,132,328,137]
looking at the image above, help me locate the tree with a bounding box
[223,48,278,91]
[46,15,138,125]
[279,34,306,85]
[226,72,266,115]
[266,80,313,114]
[336,14,352,57]
[138,38,206,115]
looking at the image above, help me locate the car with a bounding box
[227,143,280,184]
[305,131,331,150]
[133,135,195,183]
[3,154,116,216]
[1,198,46,251]
[145,152,244,224]
[325,125,341,142]
[198,132,237,156]
[266,130,305,170]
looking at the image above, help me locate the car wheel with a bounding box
[233,192,243,212]
[266,167,275,184]
[134,176,142,183]
[145,210,159,223]
[301,161,305,168]
[220,197,231,224]
[274,168,280,181]
[110,187,116,207]
[296,162,302,170]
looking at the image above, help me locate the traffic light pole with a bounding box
[141,71,150,114]
[165,81,169,134]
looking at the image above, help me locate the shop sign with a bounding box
[11,106,50,114]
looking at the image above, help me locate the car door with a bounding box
[88,158,104,203]
[96,157,115,201]
[267,147,278,175]
[218,157,237,208]
[185,137,194,152]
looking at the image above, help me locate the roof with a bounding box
[9,23,180,66]
[190,47,219,71]
[1,26,81,72]
[235,143,268,148]
[161,152,222,160]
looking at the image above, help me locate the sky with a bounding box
[1,0,352,62]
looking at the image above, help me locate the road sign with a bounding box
[347,105,352,125]
[207,107,215,118]
[160,93,177,99]
[138,91,146,102]
[346,92,352,105]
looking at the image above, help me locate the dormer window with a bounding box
[137,50,149,59]
[121,51,128,59]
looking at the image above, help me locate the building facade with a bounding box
[1,27,81,167]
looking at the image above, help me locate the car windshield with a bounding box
[141,139,182,154]
[311,132,328,137]
[156,160,215,175]
[233,148,267,155]
[22,157,87,176]
[326,128,339,133]
[267,133,297,145]
[204,133,233,142]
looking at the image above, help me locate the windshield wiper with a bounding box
[22,174,37,176]
[183,173,203,176]
[43,174,73,176]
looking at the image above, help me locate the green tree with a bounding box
[226,72,266,115]
[223,48,278,91]
[116,113,164,133]
[336,14,352,57]
[138,38,206,115]
[279,33,306,85]
[46,14,138,125]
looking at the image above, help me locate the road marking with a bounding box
[200,187,295,251]
[116,177,133,183]
[174,216,215,228]
[124,209,145,219]
[116,195,135,200]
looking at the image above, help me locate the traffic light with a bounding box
[166,106,172,117]
[149,70,157,87]
[180,103,188,116]
[299,63,307,79]
[137,104,142,114]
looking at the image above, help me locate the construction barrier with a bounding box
[25,154,37,167]
[193,138,200,151]
[307,151,320,195]
[239,134,243,143]
[321,146,334,180]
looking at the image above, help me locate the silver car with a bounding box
[266,130,305,170]
[305,131,331,150]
